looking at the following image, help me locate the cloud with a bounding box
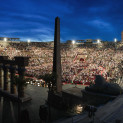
[0,0,123,41]
[86,19,114,31]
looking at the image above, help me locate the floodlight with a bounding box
[114,38,117,42]
[4,38,7,42]
[97,39,100,43]
[72,40,75,44]
[27,39,30,43]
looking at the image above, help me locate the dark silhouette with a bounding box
[39,105,48,123]
[53,17,62,93]
[19,109,30,123]
[85,75,123,95]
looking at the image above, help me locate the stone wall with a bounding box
[82,90,117,106]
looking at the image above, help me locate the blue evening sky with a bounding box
[0,0,123,42]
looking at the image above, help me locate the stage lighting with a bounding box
[27,39,30,43]
[4,38,7,42]
[114,38,117,42]
[97,39,100,43]
[72,40,75,44]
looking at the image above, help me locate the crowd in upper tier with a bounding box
[0,41,123,84]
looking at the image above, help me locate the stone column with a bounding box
[10,65,16,94]
[18,66,26,97]
[18,66,25,80]
[0,56,8,89]
[14,56,29,97]
[0,65,3,88]
[53,17,62,93]
[3,65,9,91]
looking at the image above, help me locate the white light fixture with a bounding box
[27,39,30,43]
[4,38,7,42]
[114,38,117,42]
[97,39,100,43]
[72,40,75,44]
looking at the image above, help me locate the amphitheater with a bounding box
[0,39,123,87]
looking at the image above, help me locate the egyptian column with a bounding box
[53,17,62,93]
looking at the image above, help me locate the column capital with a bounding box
[14,56,30,67]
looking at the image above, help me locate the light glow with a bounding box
[4,38,7,42]
[72,40,75,44]
[27,39,30,43]
[114,38,117,42]
[76,105,83,114]
[97,39,100,43]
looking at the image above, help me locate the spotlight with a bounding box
[27,39,30,43]
[97,39,100,43]
[4,38,7,42]
[114,38,117,42]
[72,40,75,44]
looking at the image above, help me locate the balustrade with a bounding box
[0,56,29,97]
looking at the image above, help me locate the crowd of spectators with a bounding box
[0,41,122,85]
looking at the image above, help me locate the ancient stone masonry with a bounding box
[0,56,29,98]
[9,61,16,94]
[53,17,62,93]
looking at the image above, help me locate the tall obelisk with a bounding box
[53,17,62,93]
